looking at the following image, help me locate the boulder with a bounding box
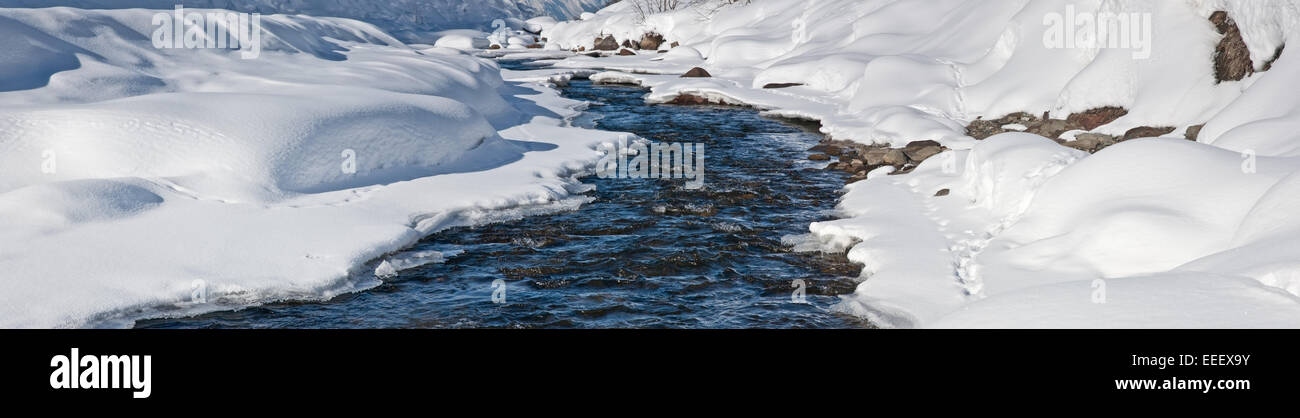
[617,48,636,56]
[1066,107,1128,131]
[1185,124,1205,141]
[681,67,712,78]
[1063,133,1117,153]
[1121,126,1176,141]
[1210,11,1254,82]
[883,149,909,166]
[1027,119,1082,139]
[593,35,619,51]
[902,140,943,162]
[640,33,664,50]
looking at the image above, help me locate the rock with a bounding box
[681,67,712,78]
[670,41,680,48]
[622,39,637,50]
[1067,106,1129,131]
[577,46,586,52]
[1121,126,1176,141]
[1263,45,1285,72]
[526,44,543,49]
[902,140,943,162]
[861,148,889,166]
[967,112,1041,139]
[1063,133,1117,153]
[668,94,711,105]
[808,153,831,161]
[1027,118,1082,139]
[1210,11,1254,82]
[488,44,501,50]
[617,48,636,56]
[934,189,950,197]
[1185,124,1205,141]
[639,33,664,50]
[808,143,843,156]
[593,35,619,51]
[585,52,601,58]
[763,83,804,89]
[883,149,909,166]
[850,159,864,168]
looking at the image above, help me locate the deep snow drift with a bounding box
[6,0,609,41]
[0,6,624,327]
[541,0,1300,327]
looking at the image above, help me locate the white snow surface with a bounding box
[0,7,625,327]
[544,0,1300,328]
[6,0,610,41]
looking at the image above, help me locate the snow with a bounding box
[8,0,1300,329]
[0,6,626,328]
[542,0,1300,328]
[8,0,609,42]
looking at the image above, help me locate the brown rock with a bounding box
[1027,119,1083,139]
[526,44,543,49]
[883,149,909,166]
[934,189,950,197]
[617,48,636,56]
[1211,11,1254,82]
[1121,126,1176,141]
[1064,133,1118,153]
[1185,124,1205,141]
[902,140,944,162]
[640,33,664,50]
[670,41,680,48]
[622,39,637,50]
[1067,106,1129,130]
[593,35,619,51]
[488,44,501,50]
[668,94,711,105]
[681,67,712,78]
[808,153,831,161]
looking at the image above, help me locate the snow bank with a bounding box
[538,0,1300,328]
[0,7,625,328]
[9,0,609,41]
[545,0,1299,148]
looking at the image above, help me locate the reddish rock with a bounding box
[1066,107,1129,131]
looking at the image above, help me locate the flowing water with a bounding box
[137,62,868,329]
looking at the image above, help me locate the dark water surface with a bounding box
[137,63,867,329]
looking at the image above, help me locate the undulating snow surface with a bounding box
[543,0,1300,327]
[0,6,624,327]
[6,0,609,41]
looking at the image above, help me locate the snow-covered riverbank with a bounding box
[539,0,1300,327]
[0,7,625,327]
